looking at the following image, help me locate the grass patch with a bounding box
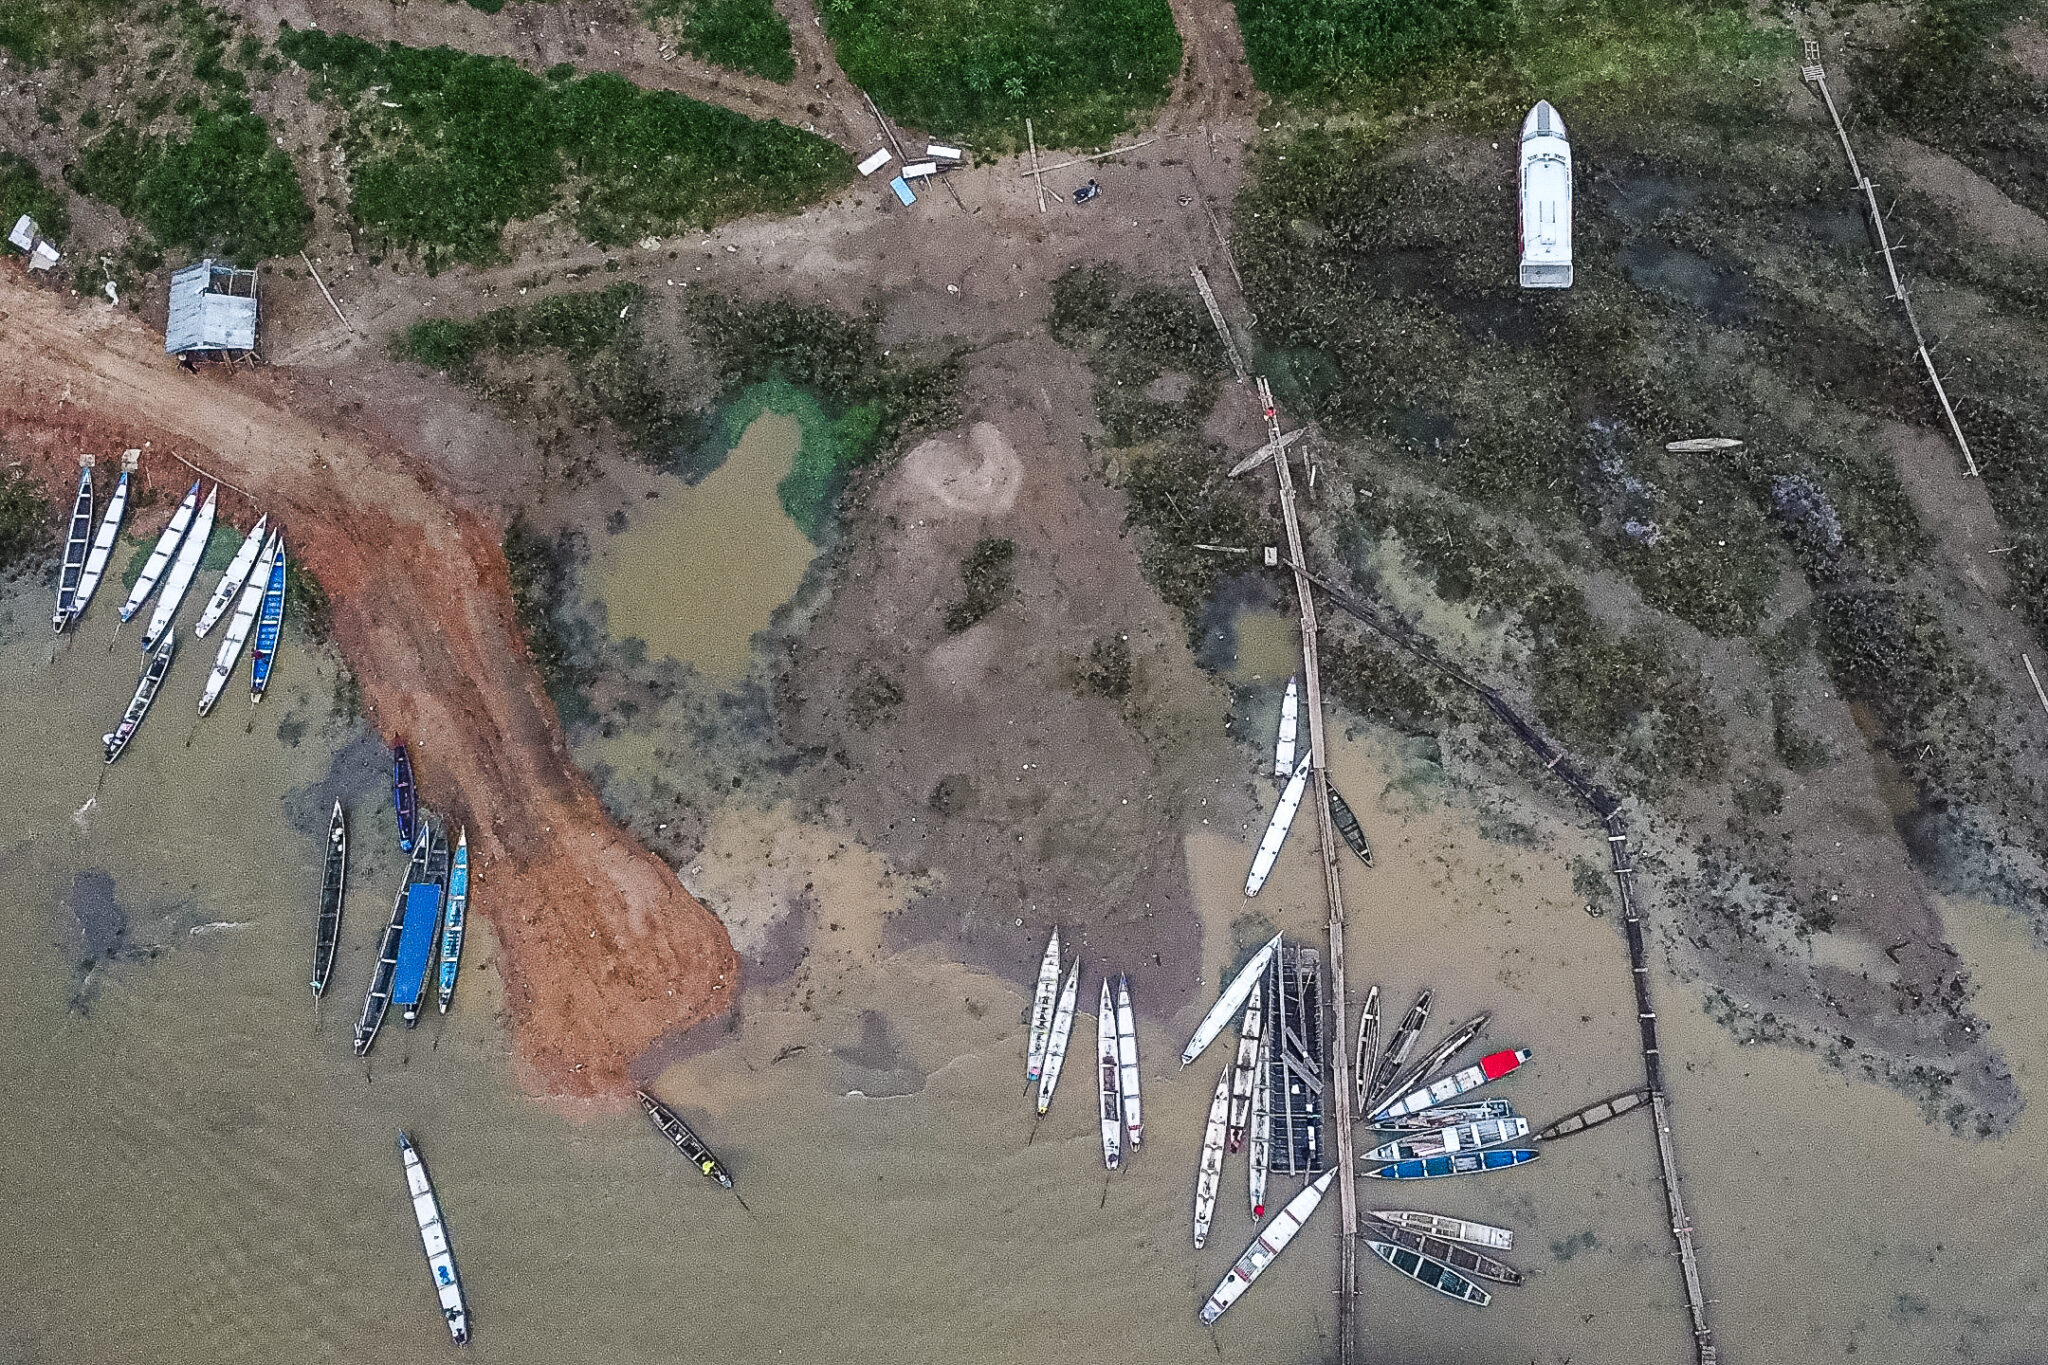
[821,0,1180,148]
[1118,440,1269,642]
[279,28,850,265]
[1075,632,1134,698]
[0,151,69,245]
[943,537,1018,632]
[283,559,333,643]
[0,0,117,69]
[643,0,795,81]
[0,465,51,577]
[504,516,595,722]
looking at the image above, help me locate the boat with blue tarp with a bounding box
[395,826,447,1026]
[1367,1148,1539,1181]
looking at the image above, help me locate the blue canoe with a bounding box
[248,537,287,700]
[392,743,418,853]
[1367,1149,1540,1181]
[436,830,468,1014]
[393,830,446,1025]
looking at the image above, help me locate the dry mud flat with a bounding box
[0,274,737,1100]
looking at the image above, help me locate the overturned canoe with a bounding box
[141,484,216,652]
[51,466,93,632]
[1367,1237,1491,1305]
[313,801,347,996]
[1192,1065,1230,1249]
[1373,1048,1533,1123]
[1363,1217,1524,1286]
[1364,1115,1530,1163]
[1115,974,1142,1147]
[194,513,267,639]
[639,1088,734,1188]
[1367,1148,1539,1181]
[1181,931,1282,1066]
[70,469,129,629]
[1097,979,1122,1171]
[104,633,174,764]
[1245,753,1312,896]
[1025,928,1061,1084]
[121,479,200,622]
[1368,1208,1515,1251]
[1201,1170,1338,1324]
[1036,959,1081,1115]
[397,1132,470,1343]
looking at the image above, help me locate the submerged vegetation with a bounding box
[821,0,1180,147]
[642,0,795,81]
[504,516,594,722]
[0,466,51,578]
[279,28,850,265]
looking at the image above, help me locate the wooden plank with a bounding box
[1190,265,1248,383]
[1027,119,1046,214]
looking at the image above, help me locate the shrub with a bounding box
[72,97,308,259]
[644,0,795,81]
[0,150,69,244]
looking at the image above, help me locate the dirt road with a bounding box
[0,274,739,1102]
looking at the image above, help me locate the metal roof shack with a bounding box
[166,259,258,357]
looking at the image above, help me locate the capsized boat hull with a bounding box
[142,484,217,652]
[1273,675,1298,777]
[1245,753,1312,896]
[1036,959,1081,1114]
[195,513,267,639]
[121,480,200,622]
[200,532,277,716]
[1180,931,1282,1065]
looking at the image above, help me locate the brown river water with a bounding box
[3,422,2045,1363]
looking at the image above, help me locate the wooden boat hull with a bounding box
[1536,1086,1652,1142]
[392,742,418,853]
[71,471,129,628]
[1374,1012,1489,1117]
[1364,1115,1529,1163]
[1035,959,1080,1114]
[1025,929,1060,1083]
[200,532,277,716]
[1201,1170,1338,1323]
[1369,1208,1514,1251]
[437,830,468,1013]
[313,801,347,996]
[121,480,200,622]
[52,467,92,631]
[398,1133,470,1343]
[1367,988,1433,1106]
[1328,787,1371,864]
[1368,1148,1539,1181]
[195,513,267,639]
[1114,975,1142,1147]
[1097,979,1121,1170]
[141,484,217,652]
[1247,1031,1271,1218]
[1354,984,1380,1111]
[1273,675,1298,777]
[1372,1048,1532,1122]
[639,1089,734,1188]
[1226,978,1264,1152]
[104,634,173,764]
[1363,1217,1524,1285]
[356,837,429,1055]
[1367,1238,1491,1305]
[1374,1099,1514,1133]
[1180,931,1282,1065]
[1192,1065,1230,1248]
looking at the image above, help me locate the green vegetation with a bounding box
[821,0,1180,147]
[1050,264,1230,446]
[504,516,594,721]
[284,560,333,643]
[0,466,50,577]
[1075,633,1134,699]
[72,96,308,259]
[279,28,851,265]
[1118,440,1267,640]
[644,0,795,81]
[0,152,68,245]
[0,0,117,69]
[943,536,1018,632]
[714,379,875,541]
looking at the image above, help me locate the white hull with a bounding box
[1226,979,1265,1151]
[1374,1049,1534,1122]
[1365,1115,1530,1162]
[1115,976,1142,1147]
[1180,931,1282,1066]
[1245,753,1312,895]
[1518,100,1573,289]
[1035,960,1081,1114]
[1200,1170,1338,1324]
[1369,1208,1515,1251]
[1273,675,1298,776]
[71,472,130,625]
[121,480,200,622]
[1025,929,1061,1083]
[1096,980,1121,1171]
[142,485,217,652]
[1355,984,1381,1111]
[195,514,268,639]
[201,532,277,716]
[1192,1066,1231,1248]
[398,1133,470,1344]
[1247,1031,1271,1217]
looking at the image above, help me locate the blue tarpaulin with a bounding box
[889,176,916,206]
[392,883,443,1008]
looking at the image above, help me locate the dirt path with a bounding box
[0,274,739,1103]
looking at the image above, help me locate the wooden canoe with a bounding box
[1364,1216,1524,1285]
[313,801,347,996]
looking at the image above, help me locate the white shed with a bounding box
[166,259,259,356]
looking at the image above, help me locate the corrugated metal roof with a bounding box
[166,259,258,353]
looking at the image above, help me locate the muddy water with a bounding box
[5,553,2048,1364]
[595,411,814,681]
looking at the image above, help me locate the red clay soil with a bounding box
[0,275,738,1101]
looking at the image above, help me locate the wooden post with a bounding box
[1027,119,1046,214]
[300,253,355,334]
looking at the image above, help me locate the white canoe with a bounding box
[1518,100,1573,289]
[1115,975,1142,1147]
[1192,1065,1231,1248]
[1035,959,1081,1115]
[1245,753,1312,896]
[1226,978,1265,1151]
[1025,928,1061,1083]
[1374,1049,1534,1122]
[1200,1170,1338,1324]
[1369,1208,1515,1251]
[1273,675,1298,776]
[195,513,268,639]
[1097,979,1121,1171]
[1247,1031,1272,1218]
[141,484,216,652]
[398,1132,470,1344]
[1180,931,1282,1065]
[1365,1115,1530,1163]
[1354,984,1381,1111]
[70,470,130,626]
[200,531,277,716]
[121,479,200,621]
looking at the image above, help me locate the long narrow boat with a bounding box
[1367,988,1433,1105]
[638,1088,734,1188]
[1096,980,1121,1171]
[1518,100,1573,290]
[1200,1170,1339,1324]
[1192,1065,1231,1248]
[1114,974,1141,1147]
[1367,1148,1540,1181]
[396,1132,470,1344]
[70,468,130,628]
[1374,1099,1515,1133]
[392,741,418,853]
[51,466,93,632]
[1369,1208,1515,1251]
[1363,1217,1524,1286]
[1373,1048,1534,1122]
[1180,931,1282,1065]
[1247,1031,1272,1217]
[247,535,287,702]
[200,532,277,716]
[313,801,347,996]
[1535,1087,1652,1143]
[1366,1238,1491,1305]
[1025,928,1060,1083]
[1365,1115,1530,1163]
[1034,959,1080,1115]
[437,828,469,1013]
[103,633,174,763]
[1225,978,1265,1152]
[1354,984,1381,1111]
[1376,1012,1489,1114]
[120,479,199,622]
[1328,787,1372,865]
[194,513,267,638]
[140,483,216,652]
[1245,753,1312,896]
[396,826,448,1026]
[356,835,429,1055]
[1272,675,1298,777]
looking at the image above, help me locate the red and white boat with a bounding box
[1518,100,1573,289]
[1372,1049,1533,1122]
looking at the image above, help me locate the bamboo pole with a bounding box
[1027,119,1046,214]
[300,253,355,334]
[1015,137,1161,177]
